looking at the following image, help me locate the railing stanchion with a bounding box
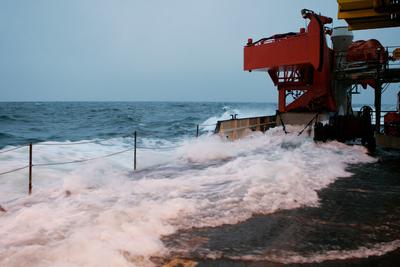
[29,143,32,195]
[196,124,199,138]
[134,131,137,171]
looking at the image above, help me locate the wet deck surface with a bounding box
[162,149,400,266]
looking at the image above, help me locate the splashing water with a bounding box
[0,123,378,266]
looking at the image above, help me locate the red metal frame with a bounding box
[244,10,336,112]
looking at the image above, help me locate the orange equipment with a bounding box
[244,9,336,113]
[384,112,400,136]
[347,39,386,64]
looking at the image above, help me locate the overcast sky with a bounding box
[1,0,399,104]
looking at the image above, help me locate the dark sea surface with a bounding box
[0,101,279,149]
[0,102,399,266]
[0,102,395,149]
[0,102,217,148]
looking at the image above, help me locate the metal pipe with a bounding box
[134,131,137,170]
[29,143,32,195]
[375,82,382,133]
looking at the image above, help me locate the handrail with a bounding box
[218,121,276,133]
[33,147,134,167]
[0,124,210,188]
[35,140,102,146]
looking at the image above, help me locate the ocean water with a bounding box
[0,102,281,149]
[0,102,398,266]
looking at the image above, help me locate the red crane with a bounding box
[244,9,336,113]
[217,7,400,150]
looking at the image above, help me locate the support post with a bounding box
[134,131,137,171]
[196,124,199,138]
[278,88,286,112]
[29,143,32,195]
[374,82,382,133]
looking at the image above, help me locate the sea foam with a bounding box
[0,127,380,266]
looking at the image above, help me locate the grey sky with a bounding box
[1,0,399,104]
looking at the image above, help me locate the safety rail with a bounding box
[0,165,30,176]
[35,140,102,146]
[217,121,276,133]
[0,145,28,154]
[0,123,217,194]
[335,46,400,73]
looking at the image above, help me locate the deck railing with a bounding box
[0,124,217,195]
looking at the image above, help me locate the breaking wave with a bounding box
[0,125,377,266]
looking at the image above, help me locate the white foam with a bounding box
[0,129,376,266]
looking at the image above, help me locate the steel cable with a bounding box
[137,144,183,150]
[277,112,289,134]
[0,165,29,176]
[198,123,217,127]
[218,122,276,133]
[0,145,28,154]
[34,147,134,167]
[35,140,102,146]
[298,113,319,136]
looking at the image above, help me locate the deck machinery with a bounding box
[215,5,400,151]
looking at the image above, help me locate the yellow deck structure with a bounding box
[337,0,400,30]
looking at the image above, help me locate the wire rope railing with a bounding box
[0,119,271,192]
[0,122,219,194]
[218,122,276,133]
[136,145,183,150]
[0,145,28,154]
[35,140,102,146]
[33,147,134,167]
[198,123,217,127]
[0,165,29,176]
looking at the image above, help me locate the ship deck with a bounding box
[161,149,400,266]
